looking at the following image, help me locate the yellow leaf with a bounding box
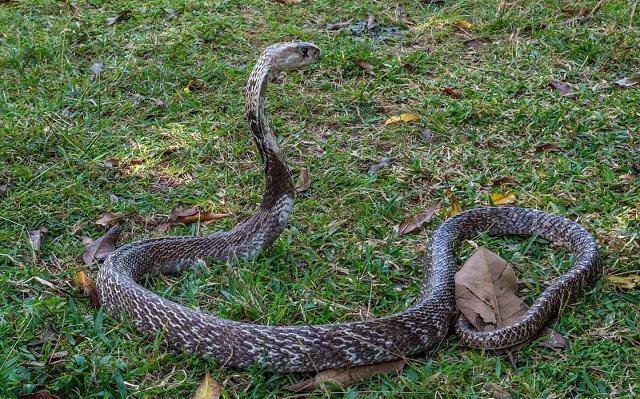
[384,113,421,125]
[490,192,516,206]
[193,372,221,399]
[445,190,463,218]
[455,19,474,30]
[606,274,639,290]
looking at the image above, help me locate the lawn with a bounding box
[1,0,639,397]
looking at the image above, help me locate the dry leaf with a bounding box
[538,328,567,349]
[18,392,60,399]
[490,192,516,206]
[48,350,68,365]
[29,226,48,251]
[295,168,312,192]
[164,8,181,19]
[550,81,573,96]
[441,87,462,98]
[606,274,639,290]
[285,359,405,393]
[169,206,228,225]
[368,157,396,173]
[95,212,124,227]
[614,76,640,87]
[353,59,375,75]
[82,225,121,265]
[384,113,421,125]
[193,372,221,399]
[366,13,377,31]
[455,19,474,30]
[455,247,528,331]
[534,143,561,153]
[273,0,302,4]
[76,270,99,308]
[325,21,351,30]
[105,10,130,26]
[397,203,440,235]
[445,190,463,218]
[491,176,518,186]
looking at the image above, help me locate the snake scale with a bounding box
[96,42,601,373]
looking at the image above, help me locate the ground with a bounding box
[1,0,639,398]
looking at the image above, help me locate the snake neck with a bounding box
[245,59,294,205]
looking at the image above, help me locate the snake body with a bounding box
[96,43,601,372]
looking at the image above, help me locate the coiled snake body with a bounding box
[96,43,601,372]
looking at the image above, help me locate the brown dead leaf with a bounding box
[490,192,516,206]
[550,81,573,96]
[105,10,130,26]
[82,225,120,265]
[368,157,396,173]
[48,350,68,365]
[193,372,221,399]
[366,13,377,31]
[18,392,60,399]
[614,76,640,87]
[353,59,375,75]
[491,176,519,186]
[169,206,229,225]
[445,190,463,218]
[455,247,528,331]
[29,226,48,251]
[606,274,639,290]
[538,328,567,349]
[285,359,405,393]
[95,212,124,228]
[76,270,99,308]
[295,168,312,193]
[384,113,421,125]
[397,203,440,236]
[534,143,561,153]
[441,87,462,98]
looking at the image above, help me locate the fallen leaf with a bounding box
[384,113,421,125]
[105,10,130,26]
[18,392,60,399]
[76,270,99,308]
[397,203,440,235]
[366,13,377,31]
[368,157,396,173]
[154,222,171,233]
[550,81,573,96]
[445,190,463,218]
[614,76,640,88]
[163,8,181,19]
[455,19,474,31]
[95,212,124,228]
[606,274,639,290]
[353,59,375,75]
[455,247,528,331]
[285,359,405,393]
[295,168,312,192]
[273,0,302,4]
[490,192,516,206]
[491,176,518,186]
[29,226,48,251]
[193,372,221,399]
[325,21,351,30]
[169,206,229,225]
[82,225,121,265]
[534,143,561,153]
[441,87,462,98]
[28,324,59,347]
[90,62,103,77]
[47,350,68,365]
[538,328,567,349]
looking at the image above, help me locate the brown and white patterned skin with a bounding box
[96,43,601,373]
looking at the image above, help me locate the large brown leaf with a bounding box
[397,203,440,236]
[455,247,527,330]
[82,225,121,265]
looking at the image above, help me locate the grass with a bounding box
[1,0,639,397]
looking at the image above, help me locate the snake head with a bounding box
[267,42,321,70]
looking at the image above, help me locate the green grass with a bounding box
[1,0,639,397]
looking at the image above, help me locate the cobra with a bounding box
[96,42,601,372]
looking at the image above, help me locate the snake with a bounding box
[96,42,601,373]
